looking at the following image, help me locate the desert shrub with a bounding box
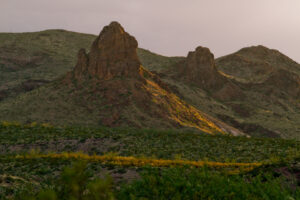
[14,161,114,200]
[117,167,300,200]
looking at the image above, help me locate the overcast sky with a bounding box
[1,0,300,62]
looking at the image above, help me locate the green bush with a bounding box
[117,167,300,200]
[15,161,114,200]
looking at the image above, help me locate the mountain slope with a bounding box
[215,45,300,83]
[0,22,244,136]
[0,29,299,139]
[160,46,300,139]
[0,30,181,101]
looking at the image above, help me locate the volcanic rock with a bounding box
[60,22,246,135]
[73,22,141,80]
[177,47,220,88]
[174,46,243,101]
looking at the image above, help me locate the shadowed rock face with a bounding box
[174,46,244,101]
[74,49,89,80]
[177,46,220,88]
[74,22,141,80]
[262,69,300,98]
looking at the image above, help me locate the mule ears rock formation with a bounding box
[72,21,142,81]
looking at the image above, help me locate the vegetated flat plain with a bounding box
[0,122,300,199]
[0,122,299,162]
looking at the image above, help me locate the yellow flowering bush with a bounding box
[16,152,262,171]
[1,121,20,127]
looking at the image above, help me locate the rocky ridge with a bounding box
[63,22,245,135]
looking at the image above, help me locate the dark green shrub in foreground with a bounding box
[118,167,300,200]
[13,162,300,200]
[15,161,114,200]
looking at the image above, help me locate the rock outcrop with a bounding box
[173,46,243,101]
[177,47,221,88]
[73,22,141,81]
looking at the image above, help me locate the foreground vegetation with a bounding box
[2,160,299,200]
[1,122,299,162]
[0,122,299,199]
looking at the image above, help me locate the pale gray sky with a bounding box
[1,0,300,62]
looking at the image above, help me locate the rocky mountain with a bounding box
[0,29,180,102]
[0,24,299,139]
[0,22,245,136]
[161,45,300,139]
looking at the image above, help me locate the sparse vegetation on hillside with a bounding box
[161,45,300,139]
[0,30,95,88]
[215,45,300,83]
[137,48,184,72]
[0,24,239,135]
[1,30,299,139]
[0,30,183,101]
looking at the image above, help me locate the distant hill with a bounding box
[216,45,300,83]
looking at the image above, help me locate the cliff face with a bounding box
[73,22,141,80]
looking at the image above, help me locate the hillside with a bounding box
[160,46,300,139]
[0,22,245,136]
[216,45,300,83]
[0,26,299,139]
[0,30,181,101]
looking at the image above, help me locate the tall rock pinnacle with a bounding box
[73,21,141,80]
